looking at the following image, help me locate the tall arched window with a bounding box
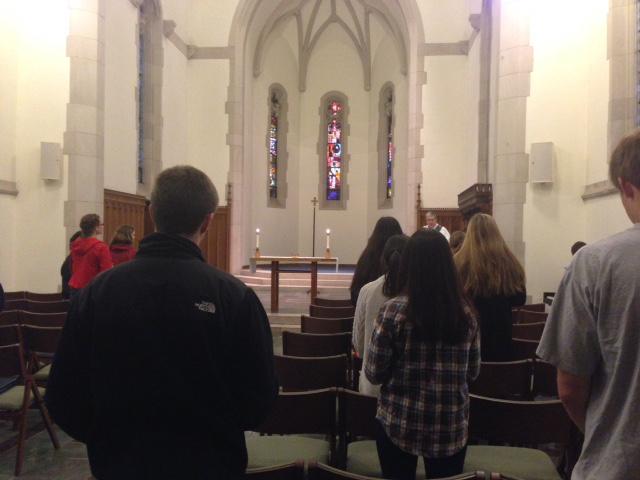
[267,84,288,207]
[319,92,349,209]
[136,0,163,196]
[378,83,395,207]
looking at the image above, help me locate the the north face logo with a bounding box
[195,301,216,314]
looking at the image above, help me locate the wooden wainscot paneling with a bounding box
[458,183,493,222]
[201,205,231,272]
[104,189,147,248]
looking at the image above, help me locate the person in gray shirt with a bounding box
[537,130,640,480]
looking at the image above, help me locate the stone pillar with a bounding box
[477,0,493,183]
[608,0,636,156]
[64,0,106,241]
[493,0,532,264]
[226,62,245,273]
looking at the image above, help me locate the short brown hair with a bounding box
[610,130,640,189]
[79,214,101,237]
[150,166,219,235]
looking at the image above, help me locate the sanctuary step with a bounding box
[235,269,353,317]
[235,268,352,289]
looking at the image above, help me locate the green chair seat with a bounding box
[0,386,46,411]
[346,442,561,480]
[33,364,51,381]
[464,445,561,480]
[246,435,331,468]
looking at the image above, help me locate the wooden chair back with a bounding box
[22,300,70,314]
[532,359,558,398]
[0,310,20,327]
[6,299,70,314]
[469,394,572,445]
[512,322,546,341]
[21,325,62,359]
[511,338,539,360]
[470,360,532,400]
[275,354,348,391]
[4,291,26,301]
[0,324,21,349]
[301,315,353,334]
[513,310,547,325]
[25,292,64,302]
[19,311,67,328]
[310,304,356,319]
[520,303,545,312]
[314,298,353,308]
[255,389,337,436]
[246,462,305,480]
[338,388,378,439]
[282,331,352,358]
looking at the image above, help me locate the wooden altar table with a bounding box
[250,256,339,313]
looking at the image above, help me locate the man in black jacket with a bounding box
[46,165,278,479]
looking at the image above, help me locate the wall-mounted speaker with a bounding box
[530,142,555,184]
[40,142,62,181]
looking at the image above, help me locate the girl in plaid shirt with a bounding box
[365,229,480,479]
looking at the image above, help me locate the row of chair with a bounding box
[512,321,545,341]
[4,299,70,314]
[247,388,571,480]
[0,324,61,476]
[471,359,557,400]
[247,462,524,480]
[4,291,64,302]
[0,310,67,328]
[513,309,547,325]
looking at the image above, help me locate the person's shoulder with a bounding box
[360,275,385,295]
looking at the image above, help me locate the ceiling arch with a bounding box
[253,0,408,92]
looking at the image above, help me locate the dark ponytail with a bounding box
[381,234,410,297]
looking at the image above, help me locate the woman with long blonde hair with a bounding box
[455,213,525,361]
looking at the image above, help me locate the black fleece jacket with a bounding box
[46,233,278,480]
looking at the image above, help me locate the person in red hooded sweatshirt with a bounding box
[68,214,113,299]
[109,225,136,265]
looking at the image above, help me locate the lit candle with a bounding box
[326,228,331,250]
[256,228,260,249]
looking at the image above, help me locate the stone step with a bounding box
[237,269,352,282]
[239,277,352,287]
[248,284,350,293]
[268,313,302,325]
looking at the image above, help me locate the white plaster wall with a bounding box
[187,0,237,45]
[298,24,370,263]
[523,0,613,301]
[2,0,70,292]
[0,0,18,183]
[420,0,480,208]
[420,0,474,43]
[422,56,477,207]
[187,61,230,202]
[104,0,138,194]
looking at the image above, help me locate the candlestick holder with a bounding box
[324,247,331,259]
[255,247,261,258]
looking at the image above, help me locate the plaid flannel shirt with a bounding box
[364,295,480,458]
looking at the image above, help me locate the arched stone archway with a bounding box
[225,0,425,272]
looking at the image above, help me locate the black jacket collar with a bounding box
[137,233,205,262]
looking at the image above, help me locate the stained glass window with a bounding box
[385,105,394,199]
[268,93,279,199]
[137,13,145,184]
[326,100,343,201]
